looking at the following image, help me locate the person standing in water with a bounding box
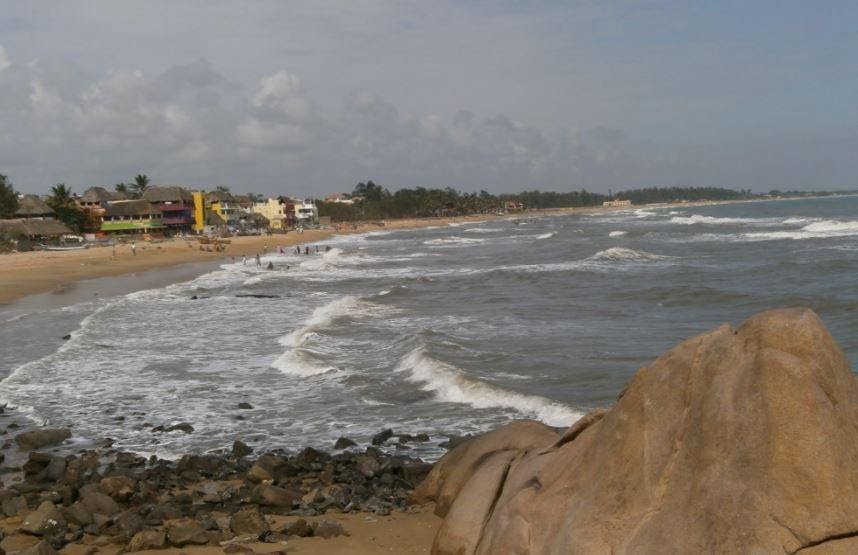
[242,254,247,265]
[131,241,137,256]
[255,253,261,267]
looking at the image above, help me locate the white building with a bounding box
[295,199,318,226]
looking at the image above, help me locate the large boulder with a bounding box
[419,309,858,554]
[14,429,71,451]
[19,501,67,540]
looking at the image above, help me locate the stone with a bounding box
[232,440,252,457]
[78,488,119,518]
[14,429,72,451]
[370,429,393,445]
[127,530,167,551]
[113,510,144,537]
[283,518,312,537]
[354,454,381,478]
[229,507,270,538]
[419,309,858,554]
[3,496,29,517]
[20,501,67,540]
[165,518,209,546]
[250,484,300,508]
[164,422,194,434]
[312,520,347,539]
[61,503,92,527]
[99,476,136,502]
[333,437,357,450]
[1,534,41,552]
[237,402,253,410]
[222,544,255,553]
[10,539,57,555]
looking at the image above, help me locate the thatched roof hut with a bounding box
[14,195,55,218]
[0,218,71,238]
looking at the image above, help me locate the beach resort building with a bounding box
[294,199,319,227]
[77,187,127,213]
[603,199,632,207]
[143,186,195,232]
[209,194,242,230]
[251,198,297,230]
[324,193,355,204]
[14,195,56,219]
[100,200,164,234]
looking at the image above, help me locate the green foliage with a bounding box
[0,174,19,218]
[614,186,754,204]
[115,183,129,195]
[47,183,85,232]
[130,174,150,199]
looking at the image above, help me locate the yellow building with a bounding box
[251,199,287,229]
[192,191,206,232]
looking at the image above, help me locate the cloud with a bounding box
[0,45,10,72]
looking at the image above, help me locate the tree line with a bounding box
[316,181,760,222]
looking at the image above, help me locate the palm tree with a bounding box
[48,183,73,210]
[130,174,150,199]
[115,183,129,196]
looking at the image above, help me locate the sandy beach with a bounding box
[0,210,578,305]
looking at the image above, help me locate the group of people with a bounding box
[236,242,331,268]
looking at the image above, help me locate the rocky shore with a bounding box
[0,425,438,554]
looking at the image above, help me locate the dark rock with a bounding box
[283,518,313,537]
[2,496,29,517]
[14,429,71,450]
[232,440,253,457]
[165,518,209,546]
[371,429,393,445]
[78,486,120,517]
[397,433,414,444]
[164,423,194,434]
[1,534,41,553]
[237,402,253,410]
[415,433,430,442]
[229,507,270,538]
[62,502,93,527]
[61,335,71,341]
[293,447,326,468]
[113,510,145,537]
[333,437,357,450]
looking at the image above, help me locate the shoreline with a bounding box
[0,208,589,306]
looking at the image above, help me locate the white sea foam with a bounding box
[2,312,30,324]
[396,348,580,427]
[743,219,858,241]
[423,236,485,246]
[609,230,627,237]
[669,214,780,226]
[272,295,365,376]
[464,227,505,233]
[588,247,671,261]
[536,232,557,239]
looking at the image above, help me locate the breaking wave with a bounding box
[609,230,627,237]
[536,232,557,239]
[743,219,858,241]
[272,295,364,376]
[669,214,779,226]
[395,348,580,427]
[424,236,485,246]
[588,247,671,261]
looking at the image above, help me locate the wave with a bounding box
[608,230,627,237]
[395,348,580,427]
[2,312,31,324]
[424,236,485,246]
[464,227,505,234]
[272,295,364,376]
[536,232,557,239]
[669,214,779,226]
[588,247,671,262]
[743,219,858,241]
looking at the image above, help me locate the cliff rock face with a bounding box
[415,309,858,554]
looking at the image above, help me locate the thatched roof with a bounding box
[80,187,126,204]
[104,200,161,217]
[0,218,71,238]
[143,186,193,203]
[14,195,55,217]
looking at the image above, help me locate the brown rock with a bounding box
[250,484,300,508]
[283,518,312,537]
[99,476,136,502]
[232,440,253,457]
[127,530,167,551]
[1,535,41,553]
[62,503,92,527]
[164,518,209,547]
[20,501,67,540]
[9,540,57,555]
[312,520,347,539]
[78,486,119,518]
[229,508,269,538]
[420,309,858,554]
[14,429,71,451]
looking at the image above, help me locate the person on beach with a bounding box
[131,241,137,256]
[277,244,283,254]
[325,245,331,252]
[315,245,319,253]
[255,253,261,267]
[304,246,310,255]
[242,255,247,265]
[112,243,116,258]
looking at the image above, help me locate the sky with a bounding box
[1,1,856,196]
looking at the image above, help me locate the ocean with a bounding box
[1,195,857,460]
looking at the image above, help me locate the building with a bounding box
[143,186,195,232]
[14,195,56,219]
[602,199,632,207]
[324,193,355,205]
[101,200,164,234]
[77,187,126,212]
[504,201,525,213]
[251,198,297,230]
[209,193,242,230]
[294,199,318,227]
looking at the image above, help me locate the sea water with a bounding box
[1,195,856,460]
